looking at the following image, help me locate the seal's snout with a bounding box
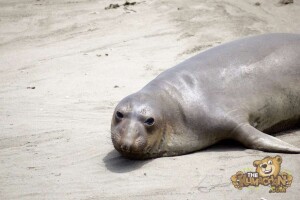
[111,110,148,156]
[118,131,147,153]
[120,143,130,152]
[111,97,163,159]
[119,135,139,153]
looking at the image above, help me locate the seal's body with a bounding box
[111,33,300,159]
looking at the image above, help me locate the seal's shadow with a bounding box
[204,139,246,152]
[103,150,151,173]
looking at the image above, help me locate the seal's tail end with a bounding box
[232,123,300,153]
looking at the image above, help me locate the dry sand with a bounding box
[0,0,300,199]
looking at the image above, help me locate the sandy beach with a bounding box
[0,0,300,199]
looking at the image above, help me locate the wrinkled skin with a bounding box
[111,33,300,159]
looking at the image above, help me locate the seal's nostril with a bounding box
[121,144,130,152]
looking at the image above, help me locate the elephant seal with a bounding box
[111,33,300,159]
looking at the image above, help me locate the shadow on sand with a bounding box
[203,139,246,152]
[103,150,151,173]
[103,140,249,173]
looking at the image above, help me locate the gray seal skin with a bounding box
[111,33,300,159]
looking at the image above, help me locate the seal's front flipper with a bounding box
[232,123,300,153]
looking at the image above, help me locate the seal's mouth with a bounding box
[118,150,151,160]
[114,145,163,160]
[113,145,147,159]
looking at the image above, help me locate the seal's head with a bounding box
[111,92,166,159]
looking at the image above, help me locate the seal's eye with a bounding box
[116,111,124,119]
[268,160,272,165]
[144,117,155,126]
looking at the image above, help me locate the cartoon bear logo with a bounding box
[231,155,293,193]
[253,155,282,177]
